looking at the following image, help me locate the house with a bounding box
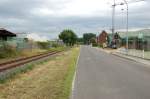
[96,30,108,48]
[0,28,16,41]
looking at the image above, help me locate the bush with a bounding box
[51,43,62,48]
[0,43,19,58]
[37,42,50,49]
[98,44,103,48]
[92,43,98,47]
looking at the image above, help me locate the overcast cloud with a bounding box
[0,0,149,40]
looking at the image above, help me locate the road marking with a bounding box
[70,46,81,99]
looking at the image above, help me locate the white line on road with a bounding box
[70,46,81,99]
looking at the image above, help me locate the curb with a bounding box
[112,52,150,66]
[94,47,150,67]
[70,46,81,99]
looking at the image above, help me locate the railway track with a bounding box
[0,51,62,72]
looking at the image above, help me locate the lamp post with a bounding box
[110,0,145,50]
[121,9,124,29]
[122,0,129,54]
[112,0,116,37]
[122,0,145,54]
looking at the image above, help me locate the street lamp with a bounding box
[122,0,129,54]
[121,0,145,54]
[112,0,116,37]
[111,0,124,48]
[121,9,124,29]
[111,0,145,50]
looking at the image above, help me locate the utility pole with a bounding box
[123,0,129,54]
[111,0,123,48]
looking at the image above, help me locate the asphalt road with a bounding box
[72,46,150,99]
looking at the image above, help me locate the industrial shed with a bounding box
[0,28,16,41]
[118,29,150,51]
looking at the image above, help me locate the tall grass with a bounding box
[0,44,20,59]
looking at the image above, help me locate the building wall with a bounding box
[127,37,150,51]
[97,31,108,46]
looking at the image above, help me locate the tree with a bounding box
[59,29,77,46]
[77,37,84,45]
[83,33,96,45]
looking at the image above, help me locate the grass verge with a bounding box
[0,47,79,99]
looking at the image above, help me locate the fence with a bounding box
[0,37,38,51]
[117,37,150,59]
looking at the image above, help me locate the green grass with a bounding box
[61,48,79,99]
[48,46,69,52]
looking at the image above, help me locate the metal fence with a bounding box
[117,38,150,59]
[0,38,38,51]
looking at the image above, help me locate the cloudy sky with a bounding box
[0,0,149,41]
